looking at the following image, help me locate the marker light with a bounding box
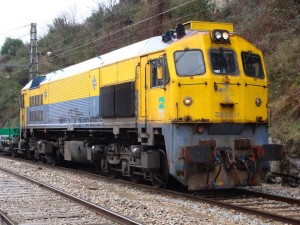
[183,96,193,106]
[255,97,262,107]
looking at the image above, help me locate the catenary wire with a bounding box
[6,0,208,78]
[45,0,197,62]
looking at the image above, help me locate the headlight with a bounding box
[255,97,262,107]
[222,31,229,40]
[212,30,230,43]
[215,31,222,40]
[183,96,193,106]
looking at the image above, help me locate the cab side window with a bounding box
[241,52,264,79]
[150,56,169,88]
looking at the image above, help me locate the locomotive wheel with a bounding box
[108,171,117,179]
[34,149,39,162]
[151,149,169,188]
[95,158,101,174]
[100,158,116,178]
[100,158,108,173]
[11,148,17,158]
[288,176,298,187]
[130,168,141,183]
[26,149,33,160]
[10,143,17,158]
[52,149,61,166]
[108,168,117,179]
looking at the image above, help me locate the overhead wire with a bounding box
[2,0,140,72]
[42,0,167,58]
[0,24,30,35]
[45,0,197,62]
[3,0,174,70]
[6,0,209,78]
[45,6,213,65]
[39,0,139,56]
[16,33,30,40]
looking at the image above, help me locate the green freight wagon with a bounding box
[0,127,20,137]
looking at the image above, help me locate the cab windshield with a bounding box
[210,49,238,75]
[174,49,205,76]
[241,52,264,79]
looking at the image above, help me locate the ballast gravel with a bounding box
[0,169,114,224]
[0,157,298,225]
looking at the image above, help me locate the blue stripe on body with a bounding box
[27,96,100,125]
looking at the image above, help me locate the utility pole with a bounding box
[29,23,38,80]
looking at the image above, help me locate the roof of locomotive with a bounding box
[22,21,237,91]
[22,36,169,90]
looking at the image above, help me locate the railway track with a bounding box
[54,159,300,224]
[0,165,142,225]
[0,154,299,224]
[135,183,300,224]
[194,189,300,225]
[54,162,300,224]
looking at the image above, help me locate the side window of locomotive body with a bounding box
[150,57,170,88]
[19,94,25,109]
[241,52,264,79]
[210,49,238,75]
[174,49,205,76]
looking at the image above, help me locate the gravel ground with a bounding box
[245,183,300,200]
[0,157,298,225]
[0,169,114,224]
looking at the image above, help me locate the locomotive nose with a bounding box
[212,76,240,122]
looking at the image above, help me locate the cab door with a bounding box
[241,52,268,122]
[139,54,169,125]
[20,93,26,136]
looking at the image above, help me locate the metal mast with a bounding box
[29,23,38,80]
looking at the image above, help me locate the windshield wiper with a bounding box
[220,48,230,72]
[243,51,252,68]
[175,48,189,63]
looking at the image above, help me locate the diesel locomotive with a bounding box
[19,21,283,190]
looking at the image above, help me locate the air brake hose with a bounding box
[225,151,234,171]
[247,157,257,183]
[205,164,210,188]
[238,158,250,185]
[213,156,222,183]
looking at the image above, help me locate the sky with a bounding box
[0,0,102,47]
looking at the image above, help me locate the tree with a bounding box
[0,38,24,56]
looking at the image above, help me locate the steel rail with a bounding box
[0,167,143,225]
[191,192,300,225]
[234,188,300,206]
[0,210,18,225]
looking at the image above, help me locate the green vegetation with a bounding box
[0,0,299,155]
[0,37,24,56]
